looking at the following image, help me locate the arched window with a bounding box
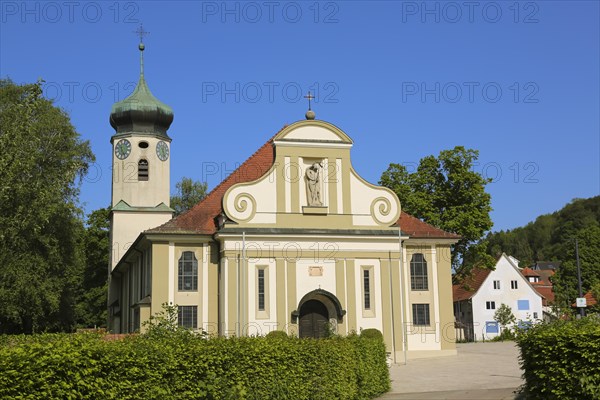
[410,253,428,291]
[178,251,198,291]
[138,159,149,181]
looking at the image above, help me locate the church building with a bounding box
[108,41,460,361]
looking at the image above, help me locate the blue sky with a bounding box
[1,1,598,232]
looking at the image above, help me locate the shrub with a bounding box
[360,328,384,341]
[0,332,390,399]
[265,330,288,339]
[516,316,600,399]
[490,328,515,342]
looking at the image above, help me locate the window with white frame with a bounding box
[178,251,198,291]
[178,306,197,329]
[258,268,265,311]
[363,269,371,310]
[493,280,501,290]
[256,265,269,318]
[511,280,518,289]
[486,301,496,310]
[410,253,428,290]
[361,266,375,317]
[412,303,430,326]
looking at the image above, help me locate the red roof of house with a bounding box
[453,268,492,302]
[148,134,277,235]
[147,128,459,239]
[521,267,541,277]
[534,286,555,306]
[396,212,460,239]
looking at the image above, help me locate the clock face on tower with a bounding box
[115,139,131,160]
[156,141,169,161]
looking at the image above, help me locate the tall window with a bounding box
[178,251,198,291]
[511,280,518,289]
[493,280,501,290]
[363,269,371,310]
[138,159,149,181]
[410,254,428,291]
[178,306,197,329]
[256,265,269,318]
[258,269,265,311]
[412,304,430,326]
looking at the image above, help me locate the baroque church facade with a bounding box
[108,42,459,361]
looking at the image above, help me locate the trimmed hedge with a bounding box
[265,330,289,339]
[0,332,390,399]
[360,329,383,341]
[516,316,600,399]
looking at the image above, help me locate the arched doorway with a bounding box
[299,299,329,338]
[292,289,346,339]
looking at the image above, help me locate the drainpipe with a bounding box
[241,231,246,334]
[398,229,408,365]
[388,251,396,364]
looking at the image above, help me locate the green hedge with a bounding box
[0,333,389,399]
[516,316,600,399]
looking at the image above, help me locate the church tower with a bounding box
[108,34,174,270]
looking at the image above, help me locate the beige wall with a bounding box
[111,136,170,208]
[223,120,401,231]
[110,212,171,270]
[150,242,170,319]
[436,245,456,349]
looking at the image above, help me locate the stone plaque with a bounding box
[309,266,323,276]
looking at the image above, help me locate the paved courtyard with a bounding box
[378,341,523,400]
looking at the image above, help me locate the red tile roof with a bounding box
[147,127,459,239]
[521,267,541,277]
[453,268,492,302]
[537,269,555,286]
[148,134,277,235]
[534,286,555,306]
[397,212,460,239]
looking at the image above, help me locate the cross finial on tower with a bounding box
[304,91,316,120]
[134,24,149,44]
[304,91,315,111]
[133,24,149,75]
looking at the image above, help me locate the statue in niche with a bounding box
[305,162,323,206]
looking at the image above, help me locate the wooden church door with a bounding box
[299,300,329,338]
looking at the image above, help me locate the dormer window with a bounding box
[138,159,149,181]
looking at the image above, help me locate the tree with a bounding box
[75,207,110,328]
[552,225,600,312]
[494,303,517,340]
[0,79,94,333]
[494,303,516,328]
[380,146,493,269]
[170,177,208,216]
[482,196,599,266]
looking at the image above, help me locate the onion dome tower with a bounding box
[108,29,174,271]
[109,41,174,136]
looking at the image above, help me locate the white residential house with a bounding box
[453,254,544,341]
